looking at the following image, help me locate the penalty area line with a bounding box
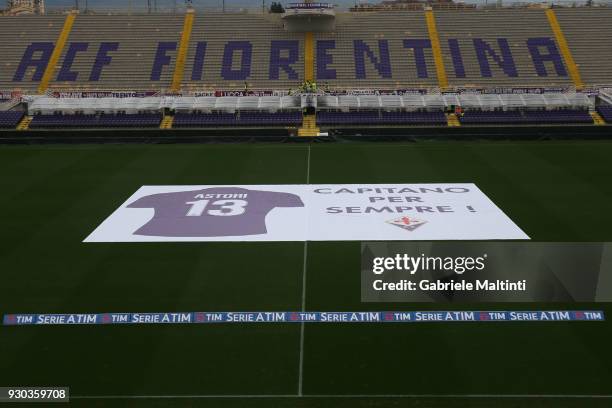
[69,394,612,400]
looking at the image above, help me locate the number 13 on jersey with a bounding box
[185,199,248,217]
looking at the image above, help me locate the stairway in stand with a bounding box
[16,116,32,130]
[446,113,461,127]
[160,115,174,129]
[590,111,606,125]
[298,114,319,136]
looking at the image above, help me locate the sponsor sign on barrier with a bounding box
[50,91,158,98]
[2,311,604,326]
[85,184,528,242]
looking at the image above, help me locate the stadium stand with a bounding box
[597,105,612,123]
[317,110,447,126]
[313,11,439,89]
[181,13,304,92]
[435,9,575,89]
[2,8,612,92]
[0,6,611,133]
[520,109,593,124]
[0,15,66,92]
[0,111,25,129]
[555,8,612,87]
[6,90,593,130]
[56,14,185,91]
[29,113,163,129]
[173,112,236,127]
[173,111,301,127]
[459,109,593,125]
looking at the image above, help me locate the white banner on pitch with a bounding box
[84,184,529,242]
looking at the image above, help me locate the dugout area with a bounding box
[1,140,612,407]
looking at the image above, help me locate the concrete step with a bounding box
[299,114,319,137]
[447,113,461,127]
[16,116,32,131]
[160,115,174,129]
[591,111,606,125]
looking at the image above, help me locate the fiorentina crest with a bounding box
[386,216,427,232]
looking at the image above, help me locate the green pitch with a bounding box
[1,141,611,408]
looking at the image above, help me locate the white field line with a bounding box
[70,394,612,400]
[298,144,311,395]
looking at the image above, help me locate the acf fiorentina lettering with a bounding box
[13,38,568,82]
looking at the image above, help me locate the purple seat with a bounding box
[317,110,446,126]
[30,114,99,128]
[596,105,612,123]
[237,111,301,126]
[522,110,592,124]
[460,109,593,125]
[173,112,301,128]
[98,113,162,128]
[0,111,25,128]
[459,111,523,125]
[174,112,238,127]
[30,113,162,129]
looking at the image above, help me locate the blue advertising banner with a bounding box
[2,310,605,326]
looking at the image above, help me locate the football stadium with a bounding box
[1,0,612,406]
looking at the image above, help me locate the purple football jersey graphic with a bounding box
[127,187,304,237]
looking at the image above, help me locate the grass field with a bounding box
[1,140,612,407]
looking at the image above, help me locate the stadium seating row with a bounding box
[459,109,593,125]
[28,113,162,128]
[173,111,301,127]
[317,110,447,125]
[596,105,612,123]
[0,111,25,128]
[0,106,607,130]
